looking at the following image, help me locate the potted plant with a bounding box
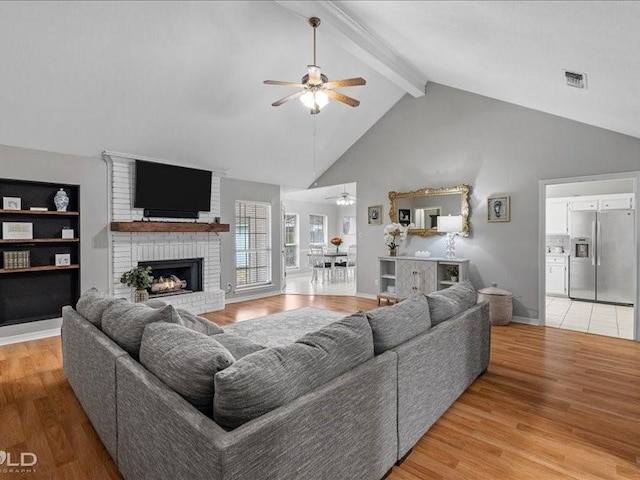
[447,265,459,282]
[330,237,343,253]
[120,266,154,302]
[383,222,411,256]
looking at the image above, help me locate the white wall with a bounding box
[220,177,282,300]
[315,83,640,319]
[0,144,108,339]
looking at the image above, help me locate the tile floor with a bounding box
[284,271,356,296]
[546,296,635,339]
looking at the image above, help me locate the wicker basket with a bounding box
[478,286,512,326]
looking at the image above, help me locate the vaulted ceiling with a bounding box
[0,1,638,188]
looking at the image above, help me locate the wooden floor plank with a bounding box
[0,294,638,479]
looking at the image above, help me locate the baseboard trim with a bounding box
[225,290,282,304]
[0,327,61,346]
[511,315,540,326]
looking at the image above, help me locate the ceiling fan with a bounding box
[264,17,366,114]
[326,189,356,206]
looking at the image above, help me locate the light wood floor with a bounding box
[0,295,638,479]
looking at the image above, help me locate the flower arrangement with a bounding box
[330,237,343,247]
[384,222,411,251]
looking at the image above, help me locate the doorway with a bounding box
[282,182,357,296]
[541,175,637,340]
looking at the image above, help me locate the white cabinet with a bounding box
[545,255,568,296]
[600,195,634,211]
[546,200,569,234]
[378,257,469,302]
[570,199,598,211]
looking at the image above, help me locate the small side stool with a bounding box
[478,286,513,325]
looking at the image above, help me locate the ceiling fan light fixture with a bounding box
[301,90,329,111]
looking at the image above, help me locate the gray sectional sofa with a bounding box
[62,281,490,480]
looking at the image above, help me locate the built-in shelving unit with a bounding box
[110,221,229,233]
[0,178,80,327]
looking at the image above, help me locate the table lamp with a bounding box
[437,215,463,258]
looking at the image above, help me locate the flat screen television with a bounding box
[134,160,212,218]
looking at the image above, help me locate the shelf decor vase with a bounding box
[389,248,397,257]
[450,276,458,282]
[54,188,69,212]
[134,289,149,303]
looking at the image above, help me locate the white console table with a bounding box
[378,256,470,304]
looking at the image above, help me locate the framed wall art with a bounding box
[488,195,510,222]
[367,205,382,225]
[3,197,21,210]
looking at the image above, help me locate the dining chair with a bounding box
[309,244,331,283]
[336,244,356,282]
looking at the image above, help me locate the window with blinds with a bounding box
[284,213,299,269]
[235,201,272,288]
[309,214,327,245]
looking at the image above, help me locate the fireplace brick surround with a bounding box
[106,154,225,314]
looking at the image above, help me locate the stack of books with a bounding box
[3,251,31,269]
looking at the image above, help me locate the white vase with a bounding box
[54,188,69,212]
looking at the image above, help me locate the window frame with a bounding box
[284,212,299,270]
[308,213,328,246]
[234,200,272,290]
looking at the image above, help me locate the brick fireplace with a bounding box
[106,154,225,314]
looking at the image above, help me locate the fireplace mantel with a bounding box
[110,221,230,233]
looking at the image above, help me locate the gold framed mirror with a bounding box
[388,184,471,237]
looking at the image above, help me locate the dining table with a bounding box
[307,251,348,282]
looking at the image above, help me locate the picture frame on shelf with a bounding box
[55,253,71,266]
[368,205,382,225]
[2,222,33,240]
[398,208,411,226]
[3,197,21,210]
[488,195,511,222]
[61,228,75,239]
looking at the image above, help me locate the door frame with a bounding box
[538,171,640,341]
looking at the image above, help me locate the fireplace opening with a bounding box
[138,258,204,298]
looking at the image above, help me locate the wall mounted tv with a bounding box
[134,160,212,219]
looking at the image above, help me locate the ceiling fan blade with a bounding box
[271,90,304,107]
[326,90,360,107]
[264,80,305,87]
[323,77,366,89]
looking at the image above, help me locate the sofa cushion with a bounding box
[366,294,431,355]
[213,312,374,428]
[75,287,125,328]
[212,333,264,359]
[176,308,224,335]
[426,280,477,325]
[102,302,181,357]
[140,323,235,416]
[143,299,167,309]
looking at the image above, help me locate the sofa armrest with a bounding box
[116,351,398,480]
[61,305,128,462]
[391,301,490,458]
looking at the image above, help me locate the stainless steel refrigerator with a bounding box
[569,209,635,304]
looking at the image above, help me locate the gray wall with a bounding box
[221,177,282,300]
[282,199,356,274]
[315,83,640,319]
[0,144,108,338]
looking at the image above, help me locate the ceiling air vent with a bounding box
[565,70,587,89]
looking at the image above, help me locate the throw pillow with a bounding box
[102,302,181,357]
[212,333,264,360]
[75,287,126,329]
[176,308,224,335]
[140,323,235,416]
[213,312,373,428]
[426,280,477,325]
[143,299,167,309]
[366,294,431,354]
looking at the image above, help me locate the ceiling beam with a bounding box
[275,0,427,97]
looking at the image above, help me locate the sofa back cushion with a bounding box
[76,288,125,328]
[366,294,431,355]
[102,302,181,357]
[212,333,264,360]
[213,313,374,428]
[175,308,224,335]
[426,280,477,325]
[139,322,235,416]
